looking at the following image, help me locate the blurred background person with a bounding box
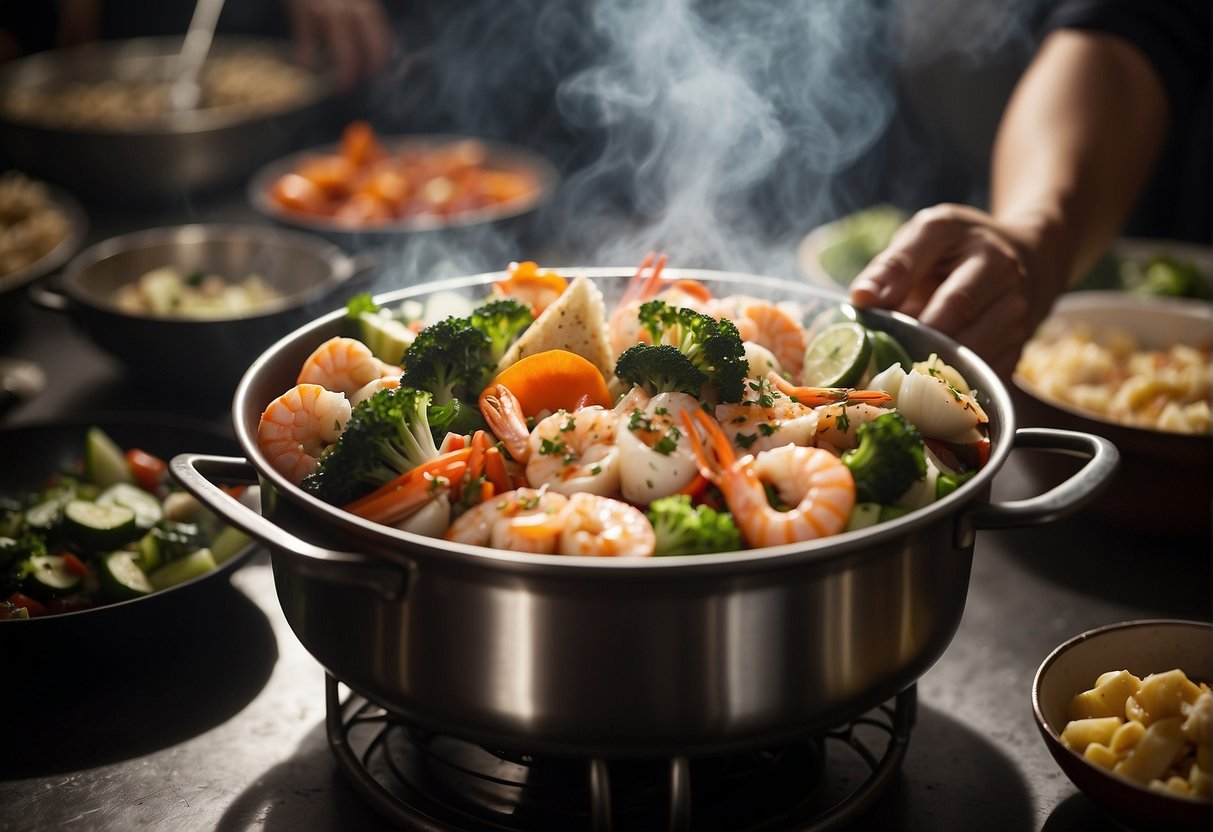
[849,0,1210,376]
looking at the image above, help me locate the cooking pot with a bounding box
[173,268,1118,758]
[0,36,333,200]
[29,223,372,393]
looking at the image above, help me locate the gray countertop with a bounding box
[0,202,1209,831]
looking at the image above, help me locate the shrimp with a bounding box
[556,492,656,557]
[258,383,352,484]
[349,376,399,407]
[493,260,568,316]
[297,336,400,397]
[607,253,713,358]
[526,406,621,496]
[766,371,893,407]
[713,375,819,454]
[480,383,532,462]
[445,487,569,554]
[616,390,701,504]
[682,408,856,549]
[708,296,807,375]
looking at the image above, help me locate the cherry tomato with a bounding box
[125,447,167,492]
[3,592,46,618]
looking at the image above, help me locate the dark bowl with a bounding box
[1033,619,1213,832]
[1013,291,1213,537]
[0,413,259,634]
[0,36,333,200]
[28,223,370,394]
[0,179,87,337]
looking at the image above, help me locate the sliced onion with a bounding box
[896,371,981,440]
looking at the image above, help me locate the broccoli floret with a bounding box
[935,469,975,500]
[840,410,927,504]
[0,531,47,597]
[615,344,708,396]
[345,292,380,318]
[647,494,743,557]
[637,300,748,402]
[302,386,440,506]
[400,316,493,406]
[427,397,488,442]
[469,298,533,366]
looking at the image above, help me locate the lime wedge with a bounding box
[802,322,872,387]
[870,330,913,373]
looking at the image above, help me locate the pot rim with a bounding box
[232,266,1017,575]
[61,222,357,321]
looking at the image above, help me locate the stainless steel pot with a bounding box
[29,223,372,393]
[174,268,1118,758]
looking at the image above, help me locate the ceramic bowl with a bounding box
[1033,619,1213,832]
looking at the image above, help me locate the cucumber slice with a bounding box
[25,497,66,532]
[358,311,415,365]
[25,554,83,596]
[802,322,872,388]
[97,482,163,529]
[85,427,134,488]
[209,525,251,564]
[101,550,154,600]
[149,548,217,591]
[137,530,163,572]
[63,499,138,549]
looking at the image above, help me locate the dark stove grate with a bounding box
[326,676,915,832]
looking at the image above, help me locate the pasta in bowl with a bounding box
[1012,291,1213,535]
[1033,619,1213,832]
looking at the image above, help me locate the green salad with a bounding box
[0,427,250,619]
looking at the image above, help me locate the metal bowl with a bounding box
[0,180,87,334]
[174,267,1117,758]
[1033,619,1213,832]
[0,36,333,199]
[29,223,370,393]
[247,134,559,250]
[1013,291,1213,536]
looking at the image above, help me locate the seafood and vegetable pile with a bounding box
[264,121,544,227]
[257,256,992,558]
[0,428,250,619]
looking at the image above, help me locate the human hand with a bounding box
[281,0,395,91]
[848,203,1050,378]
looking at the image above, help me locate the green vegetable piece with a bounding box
[23,553,83,598]
[85,427,134,488]
[63,499,139,550]
[802,322,872,388]
[100,550,154,600]
[869,329,913,374]
[840,410,927,504]
[209,526,252,564]
[97,482,163,529]
[149,548,217,591]
[647,494,742,557]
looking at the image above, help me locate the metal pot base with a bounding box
[326,675,915,832]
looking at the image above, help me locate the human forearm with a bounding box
[990,28,1169,314]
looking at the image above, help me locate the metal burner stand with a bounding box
[326,675,916,832]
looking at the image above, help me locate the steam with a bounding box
[366,0,1044,289]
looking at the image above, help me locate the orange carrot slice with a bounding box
[485,349,612,418]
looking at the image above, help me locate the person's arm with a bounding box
[850,28,1169,375]
[280,0,395,91]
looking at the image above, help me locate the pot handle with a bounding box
[27,281,71,314]
[958,427,1119,540]
[170,453,408,601]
